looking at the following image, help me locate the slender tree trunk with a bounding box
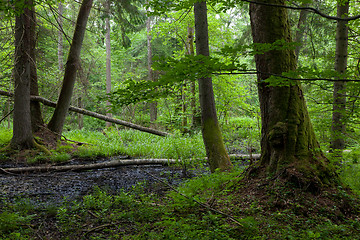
[29,2,44,132]
[330,1,349,156]
[105,0,112,127]
[58,1,64,72]
[47,0,93,135]
[194,1,232,172]
[11,0,35,149]
[295,3,310,61]
[78,97,83,129]
[186,26,201,129]
[146,14,157,123]
[250,0,335,187]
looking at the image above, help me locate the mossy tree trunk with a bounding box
[194,1,232,172]
[249,0,335,187]
[47,0,93,136]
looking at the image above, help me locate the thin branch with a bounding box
[241,0,360,21]
[214,70,360,82]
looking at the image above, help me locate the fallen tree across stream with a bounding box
[0,154,260,174]
[0,90,169,137]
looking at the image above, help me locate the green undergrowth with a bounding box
[0,127,207,165]
[63,128,206,161]
[1,164,359,239]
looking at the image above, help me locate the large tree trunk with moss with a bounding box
[29,2,44,132]
[249,0,335,188]
[47,0,93,135]
[330,1,349,156]
[194,1,232,172]
[11,0,35,149]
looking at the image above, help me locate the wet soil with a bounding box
[0,156,208,206]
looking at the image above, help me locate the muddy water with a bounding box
[0,156,209,206]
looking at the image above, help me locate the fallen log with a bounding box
[229,153,260,160]
[0,154,260,174]
[0,159,179,174]
[0,90,169,137]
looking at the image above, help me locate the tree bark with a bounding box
[105,0,112,128]
[194,1,232,172]
[250,0,335,187]
[11,0,35,150]
[47,0,93,135]
[330,1,349,156]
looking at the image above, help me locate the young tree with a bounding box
[11,0,36,149]
[105,0,112,127]
[47,0,93,135]
[330,0,350,156]
[58,1,64,72]
[146,11,157,123]
[249,0,335,187]
[29,1,44,133]
[194,0,232,172]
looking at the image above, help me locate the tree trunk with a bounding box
[330,1,349,157]
[47,0,93,135]
[295,3,310,61]
[105,0,112,128]
[11,0,35,149]
[29,2,44,132]
[58,1,64,72]
[146,13,157,123]
[186,26,201,129]
[194,1,232,172]
[249,0,335,187]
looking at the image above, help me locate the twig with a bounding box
[0,108,13,124]
[145,172,243,226]
[0,168,20,175]
[83,223,115,237]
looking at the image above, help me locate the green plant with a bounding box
[50,152,71,163]
[0,127,12,147]
[0,211,34,233]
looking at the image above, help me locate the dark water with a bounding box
[0,157,209,206]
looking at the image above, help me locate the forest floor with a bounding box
[0,132,359,239]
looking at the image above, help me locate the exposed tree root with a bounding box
[33,139,52,155]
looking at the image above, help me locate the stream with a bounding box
[0,156,208,206]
